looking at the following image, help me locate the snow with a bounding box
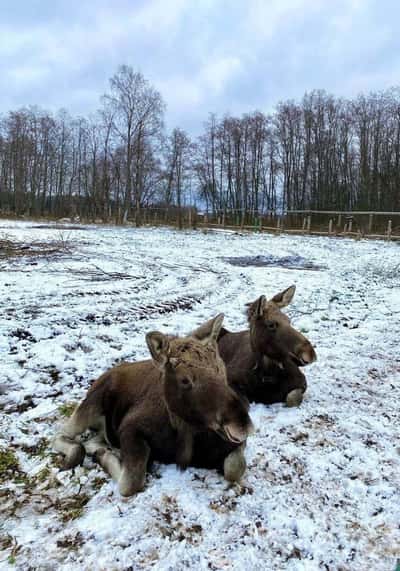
[0,220,399,570]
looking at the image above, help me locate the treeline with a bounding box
[0,65,399,223]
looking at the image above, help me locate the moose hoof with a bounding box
[223,447,246,483]
[286,389,304,408]
[118,468,146,497]
[60,443,86,470]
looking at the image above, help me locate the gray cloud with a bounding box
[1,0,399,134]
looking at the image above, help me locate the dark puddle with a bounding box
[222,254,327,271]
[30,225,89,230]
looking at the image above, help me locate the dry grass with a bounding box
[0,233,73,260]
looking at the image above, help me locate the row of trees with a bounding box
[0,65,399,223]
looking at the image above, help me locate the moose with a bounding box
[218,286,317,407]
[53,314,253,496]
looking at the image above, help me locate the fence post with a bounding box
[259,214,263,232]
[387,219,392,240]
[337,214,342,229]
[348,218,353,233]
[276,217,281,233]
[368,214,373,234]
[240,210,245,230]
[307,215,311,234]
[328,219,333,235]
[302,217,307,233]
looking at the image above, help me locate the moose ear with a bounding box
[191,313,224,344]
[254,295,267,317]
[271,285,296,308]
[146,332,170,368]
[245,295,266,319]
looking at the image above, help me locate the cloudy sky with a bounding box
[1,0,399,133]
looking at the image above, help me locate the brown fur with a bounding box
[218,286,317,405]
[53,315,253,496]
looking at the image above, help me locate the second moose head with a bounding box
[247,285,317,367]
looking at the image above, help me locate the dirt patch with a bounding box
[30,225,87,230]
[11,328,36,342]
[0,236,72,260]
[222,254,326,271]
[133,295,201,319]
[56,494,90,523]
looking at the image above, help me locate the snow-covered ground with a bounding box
[0,220,399,570]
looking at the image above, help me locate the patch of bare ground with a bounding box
[153,495,203,544]
[0,233,73,260]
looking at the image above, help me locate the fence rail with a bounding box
[26,207,400,241]
[131,208,400,241]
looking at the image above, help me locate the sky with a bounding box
[1,0,400,134]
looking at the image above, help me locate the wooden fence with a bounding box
[131,208,400,241]
[46,207,400,240]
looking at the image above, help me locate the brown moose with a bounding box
[218,286,317,407]
[53,314,253,496]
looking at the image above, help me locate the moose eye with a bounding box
[181,378,192,389]
[266,320,278,332]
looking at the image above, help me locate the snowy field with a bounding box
[0,220,399,570]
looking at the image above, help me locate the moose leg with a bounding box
[95,448,123,482]
[96,426,150,497]
[261,361,307,406]
[84,432,109,456]
[286,388,305,407]
[53,433,86,470]
[83,414,111,456]
[118,432,150,497]
[283,360,307,407]
[53,400,103,470]
[223,444,246,483]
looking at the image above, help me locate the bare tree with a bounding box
[164,128,192,228]
[0,79,400,222]
[101,65,164,224]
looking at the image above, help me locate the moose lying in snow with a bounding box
[218,286,317,407]
[53,314,253,496]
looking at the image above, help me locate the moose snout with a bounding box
[297,341,317,365]
[212,391,254,444]
[223,395,254,443]
[220,415,254,444]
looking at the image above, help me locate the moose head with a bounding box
[246,286,317,367]
[146,314,253,445]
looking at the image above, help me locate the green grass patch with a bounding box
[36,466,52,483]
[58,402,77,417]
[57,494,90,523]
[0,449,19,481]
